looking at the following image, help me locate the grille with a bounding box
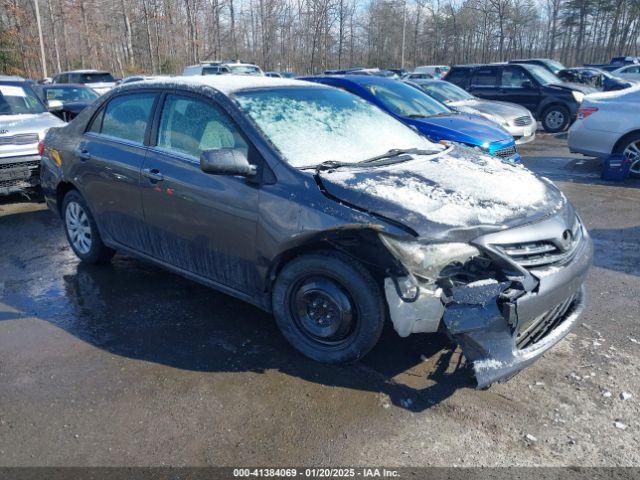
[513,115,533,126]
[0,133,39,146]
[516,294,577,349]
[493,145,518,159]
[0,178,31,189]
[0,160,39,170]
[494,218,584,269]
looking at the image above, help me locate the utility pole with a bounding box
[401,0,407,68]
[34,0,48,78]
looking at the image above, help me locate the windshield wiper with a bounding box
[357,147,438,165]
[298,160,355,172]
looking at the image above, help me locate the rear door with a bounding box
[468,66,500,99]
[497,65,541,112]
[78,91,159,251]
[140,91,261,293]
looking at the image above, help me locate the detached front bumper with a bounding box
[383,213,593,388]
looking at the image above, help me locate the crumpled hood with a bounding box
[449,99,530,120]
[408,113,512,146]
[0,112,64,134]
[318,145,566,241]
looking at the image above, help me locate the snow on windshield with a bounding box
[325,146,554,227]
[234,87,438,167]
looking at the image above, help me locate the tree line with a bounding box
[1,0,639,79]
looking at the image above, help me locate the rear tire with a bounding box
[541,104,571,133]
[614,131,640,178]
[272,251,385,364]
[62,190,115,264]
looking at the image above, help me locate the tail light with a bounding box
[577,107,598,120]
[37,141,45,156]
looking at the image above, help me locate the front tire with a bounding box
[541,104,571,133]
[62,190,115,264]
[272,251,385,364]
[614,132,640,177]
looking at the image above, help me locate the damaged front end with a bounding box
[380,211,593,388]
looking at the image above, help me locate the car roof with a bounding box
[306,74,398,87]
[58,70,110,74]
[119,74,322,95]
[0,75,24,81]
[44,83,91,88]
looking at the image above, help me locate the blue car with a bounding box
[302,75,520,162]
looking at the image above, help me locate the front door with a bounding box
[497,66,541,113]
[140,92,261,294]
[468,66,501,100]
[78,91,158,250]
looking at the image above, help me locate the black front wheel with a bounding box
[541,105,571,133]
[272,251,385,363]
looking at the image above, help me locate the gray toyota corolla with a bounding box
[40,76,593,387]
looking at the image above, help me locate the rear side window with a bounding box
[156,94,248,160]
[472,68,498,87]
[98,93,156,144]
[444,68,469,87]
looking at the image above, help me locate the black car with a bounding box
[444,63,597,132]
[557,67,632,92]
[32,84,100,122]
[39,76,593,388]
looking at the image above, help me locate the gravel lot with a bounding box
[0,133,639,467]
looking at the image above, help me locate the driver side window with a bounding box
[157,94,248,161]
[501,67,531,88]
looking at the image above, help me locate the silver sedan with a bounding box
[408,79,536,144]
[568,85,640,175]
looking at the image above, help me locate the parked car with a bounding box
[568,85,640,175]
[388,68,407,77]
[585,56,640,72]
[39,75,593,387]
[32,84,100,122]
[0,76,64,195]
[509,58,566,75]
[611,64,640,82]
[52,70,117,95]
[412,65,450,79]
[183,61,264,76]
[444,63,597,132]
[303,75,520,161]
[557,67,633,91]
[409,79,536,144]
[402,72,434,80]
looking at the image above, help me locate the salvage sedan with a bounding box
[40,76,593,387]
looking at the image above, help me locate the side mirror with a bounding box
[47,99,63,111]
[200,148,257,177]
[521,80,534,90]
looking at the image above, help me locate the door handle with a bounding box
[76,148,92,161]
[142,167,164,183]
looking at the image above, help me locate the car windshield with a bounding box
[79,73,115,83]
[545,60,565,74]
[525,65,561,85]
[0,84,46,115]
[45,86,99,102]
[234,87,435,168]
[362,81,451,118]
[416,81,473,103]
[228,65,262,75]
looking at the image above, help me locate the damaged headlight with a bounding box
[379,234,481,283]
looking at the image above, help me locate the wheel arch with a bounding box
[612,129,640,154]
[56,181,78,217]
[264,228,402,294]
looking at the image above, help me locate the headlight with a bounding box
[572,91,585,103]
[482,112,509,127]
[379,234,481,282]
